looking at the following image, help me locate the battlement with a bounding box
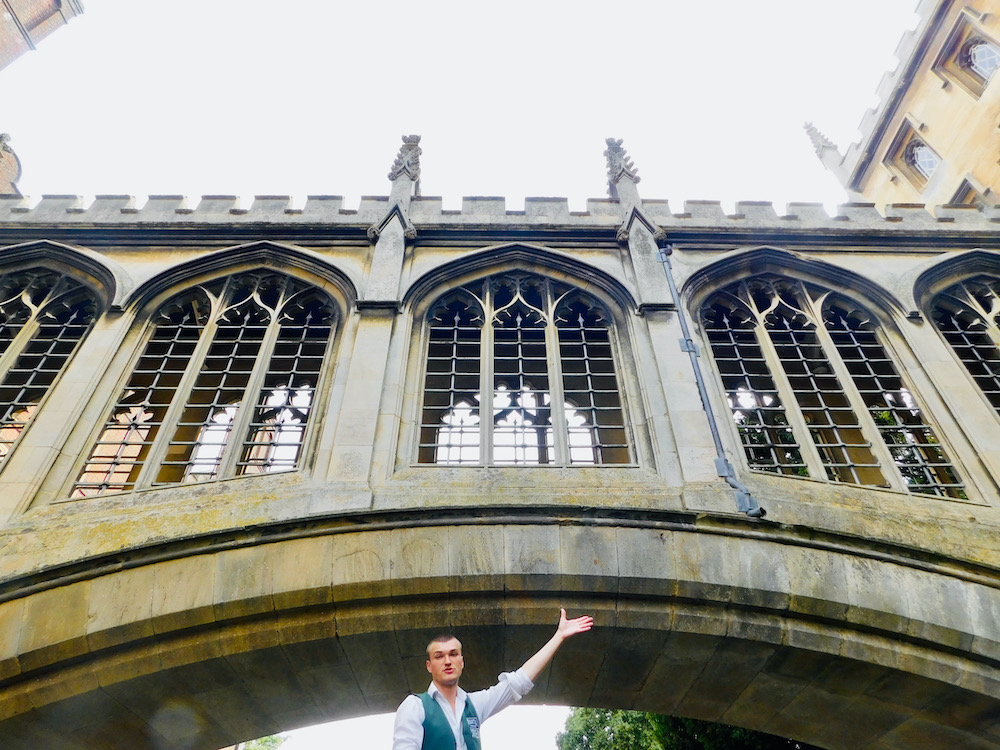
[2,193,998,233]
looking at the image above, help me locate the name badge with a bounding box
[466,716,480,739]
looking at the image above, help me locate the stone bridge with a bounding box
[3,148,1000,748]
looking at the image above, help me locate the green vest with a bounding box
[419,691,482,750]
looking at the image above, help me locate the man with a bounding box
[392,608,593,750]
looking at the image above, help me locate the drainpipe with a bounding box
[656,241,766,519]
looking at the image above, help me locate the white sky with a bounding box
[2,1,919,747]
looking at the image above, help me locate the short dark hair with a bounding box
[426,634,462,658]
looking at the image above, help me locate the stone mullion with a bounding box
[0,316,39,377]
[214,299,284,480]
[132,291,226,491]
[804,291,905,492]
[482,281,496,465]
[544,282,570,466]
[749,299,828,482]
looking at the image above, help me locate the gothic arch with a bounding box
[124,240,358,314]
[683,246,908,325]
[913,248,1000,309]
[0,239,126,310]
[402,242,638,320]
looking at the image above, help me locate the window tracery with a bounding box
[703,276,964,498]
[0,268,98,468]
[418,272,629,466]
[72,271,335,497]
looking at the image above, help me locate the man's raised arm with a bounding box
[520,608,593,682]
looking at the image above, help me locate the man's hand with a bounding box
[521,608,594,681]
[556,607,593,641]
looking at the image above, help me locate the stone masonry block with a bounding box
[734,201,779,222]
[213,546,274,621]
[672,532,739,605]
[449,525,504,593]
[682,200,727,221]
[559,524,618,594]
[270,536,334,610]
[616,526,676,597]
[390,526,450,598]
[19,581,91,673]
[503,524,560,592]
[524,197,570,220]
[842,557,911,634]
[138,195,188,220]
[903,572,975,651]
[86,566,155,651]
[151,554,217,635]
[0,597,24,681]
[332,531,392,602]
[785,546,850,621]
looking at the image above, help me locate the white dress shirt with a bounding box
[391,668,534,750]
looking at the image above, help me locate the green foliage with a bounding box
[242,736,285,750]
[558,709,821,750]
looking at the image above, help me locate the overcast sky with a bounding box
[3,2,919,748]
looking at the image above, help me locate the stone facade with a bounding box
[814,0,1000,209]
[3,138,1000,747]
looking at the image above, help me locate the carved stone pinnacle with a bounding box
[388,134,422,182]
[604,137,640,187]
[804,122,837,158]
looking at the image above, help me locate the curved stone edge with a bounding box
[2,524,1000,715]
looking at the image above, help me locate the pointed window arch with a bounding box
[703,276,964,498]
[418,272,630,466]
[72,271,336,497]
[0,267,99,469]
[931,275,1000,416]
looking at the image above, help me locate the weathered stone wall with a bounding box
[3,179,1000,747]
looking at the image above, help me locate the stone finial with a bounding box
[0,134,22,196]
[604,137,640,185]
[388,134,422,182]
[804,122,837,158]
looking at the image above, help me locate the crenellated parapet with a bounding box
[4,193,1000,235]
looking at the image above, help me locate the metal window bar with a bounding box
[154,302,270,485]
[72,294,209,496]
[556,297,629,465]
[237,293,334,475]
[766,310,885,486]
[0,268,60,357]
[932,299,1000,413]
[703,300,807,475]
[492,277,552,465]
[418,295,484,464]
[825,305,965,498]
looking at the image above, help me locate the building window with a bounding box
[964,38,1000,81]
[931,276,1000,417]
[906,140,941,180]
[951,179,991,208]
[703,276,964,498]
[885,123,941,192]
[418,272,630,466]
[71,271,336,497]
[935,15,1000,96]
[0,268,98,469]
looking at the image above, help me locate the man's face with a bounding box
[426,638,464,688]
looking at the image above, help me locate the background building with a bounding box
[812,0,1000,208]
[0,0,82,71]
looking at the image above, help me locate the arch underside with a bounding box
[2,519,1000,750]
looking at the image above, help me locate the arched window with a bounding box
[0,268,99,468]
[703,276,964,498]
[418,272,629,466]
[963,38,1000,81]
[931,276,1000,416]
[72,271,336,497]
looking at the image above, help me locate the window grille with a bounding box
[932,276,1000,416]
[0,268,98,468]
[418,272,629,466]
[964,38,1000,81]
[704,277,964,497]
[72,272,335,497]
[907,141,941,180]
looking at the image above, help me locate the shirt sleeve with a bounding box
[468,668,535,724]
[391,694,425,750]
